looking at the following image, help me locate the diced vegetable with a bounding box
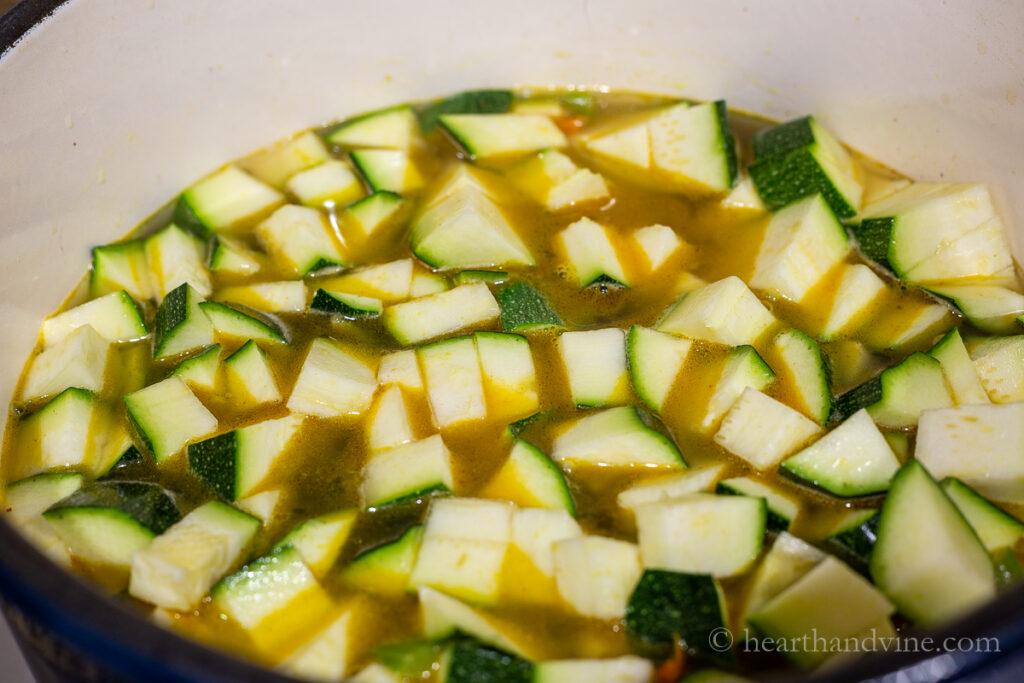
[635,494,765,576]
[41,290,148,347]
[152,283,215,360]
[479,440,574,514]
[361,435,454,508]
[552,407,685,469]
[497,282,563,332]
[553,535,642,619]
[657,276,776,347]
[286,338,377,418]
[384,282,500,346]
[833,352,953,429]
[870,461,996,625]
[125,376,218,462]
[626,325,692,413]
[558,328,629,407]
[716,476,800,532]
[713,388,822,470]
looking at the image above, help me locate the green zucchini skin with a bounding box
[418,90,515,133]
[625,569,732,666]
[46,480,181,535]
[497,282,564,332]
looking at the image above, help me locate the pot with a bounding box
[1,1,1023,681]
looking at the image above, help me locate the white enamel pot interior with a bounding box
[1,1,1023,681]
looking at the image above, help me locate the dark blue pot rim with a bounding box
[3,2,1024,681]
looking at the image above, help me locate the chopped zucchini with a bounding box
[716,476,800,532]
[870,460,995,625]
[444,640,532,683]
[971,336,1024,404]
[768,329,831,424]
[617,464,725,512]
[418,336,487,428]
[925,284,1024,335]
[360,435,454,508]
[440,113,567,161]
[20,324,111,402]
[927,328,989,406]
[128,500,260,610]
[239,131,331,188]
[208,235,263,276]
[553,535,642,619]
[626,325,693,413]
[479,440,574,514]
[557,217,629,287]
[474,332,539,421]
[557,328,629,407]
[187,414,303,500]
[275,508,358,579]
[634,494,765,576]
[342,525,424,596]
[366,384,415,452]
[342,191,406,241]
[744,532,826,618]
[320,259,414,303]
[497,282,563,332]
[327,105,420,149]
[41,290,148,347]
[657,276,777,347]
[534,656,653,683]
[916,402,1024,504]
[311,289,383,319]
[625,569,731,664]
[350,148,424,193]
[749,116,862,218]
[145,223,212,298]
[551,407,684,469]
[833,352,953,428]
[43,481,180,570]
[819,264,888,340]
[198,301,287,344]
[713,388,822,471]
[411,165,534,269]
[124,376,218,463]
[633,224,685,271]
[152,283,215,360]
[941,478,1024,552]
[255,204,346,275]
[171,344,221,391]
[850,183,1015,285]
[749,194,849,302]
[821,509,879,571]
[377,349,423,391]
[510,507,583,576]
[781,409,900,497]
[176,166,284,234]
[286,159,365,208]
[383,282,500,346]
[90,239,155,301]
[701,345,775,433]
[418,89,514,133]
[748,556,894,667]
[286,338,377,418]
[216,280,309,313]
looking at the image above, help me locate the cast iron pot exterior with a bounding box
[2,1,1024,681]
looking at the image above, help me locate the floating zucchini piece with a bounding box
[626,325,693,413]
[749,194,849,303]
[657,276,777,347]
[125,376,219,463]
[21,324,111,402]
[557,217,629,287]
[479,440,574,515]
[274,508,358,579]
[497,282,563,332]
[444,640,533,683]
[617,465,725,512]
[342,191,406,241]
[749,115,862,218]
[440,113,567,161]
[558,328,629,407]
[286,338,377,418]
[551,407,684,469]
[625,569,732,666]
[552,535,642,619]
[781,409,900,497]
[924,284,1024,335]
[342,525,424,596]
[713,389,822,471]
[820,508,880,571]
[41,290,149,347]
[716,476,800,532]
[360,436,454,508]
[350,149,424,194]
[916,403,1024,504]
[635,494,765,576]
[43,480,181,570]
[177,165,284,234]
[128,500,260,610]
[286,159,366,208]
[188,416,303,501]
[701,345,775,434]
[199,301,287,344]
[870,460,995,625]
[819,264,888,341]
[255,204,346,276]
[171,344,221,391]
[311,289,383,319]
[418,89,514,134]
[239,131,331,188]
[941,478,1024,552]
[748,556,894,667]
[153,283,215,360]
[849,183,1015,285]
[384,282,500,346]
[833,352,953,428]
[327,104,420,149]
[926,327,989,406]
[90,239,154,301]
